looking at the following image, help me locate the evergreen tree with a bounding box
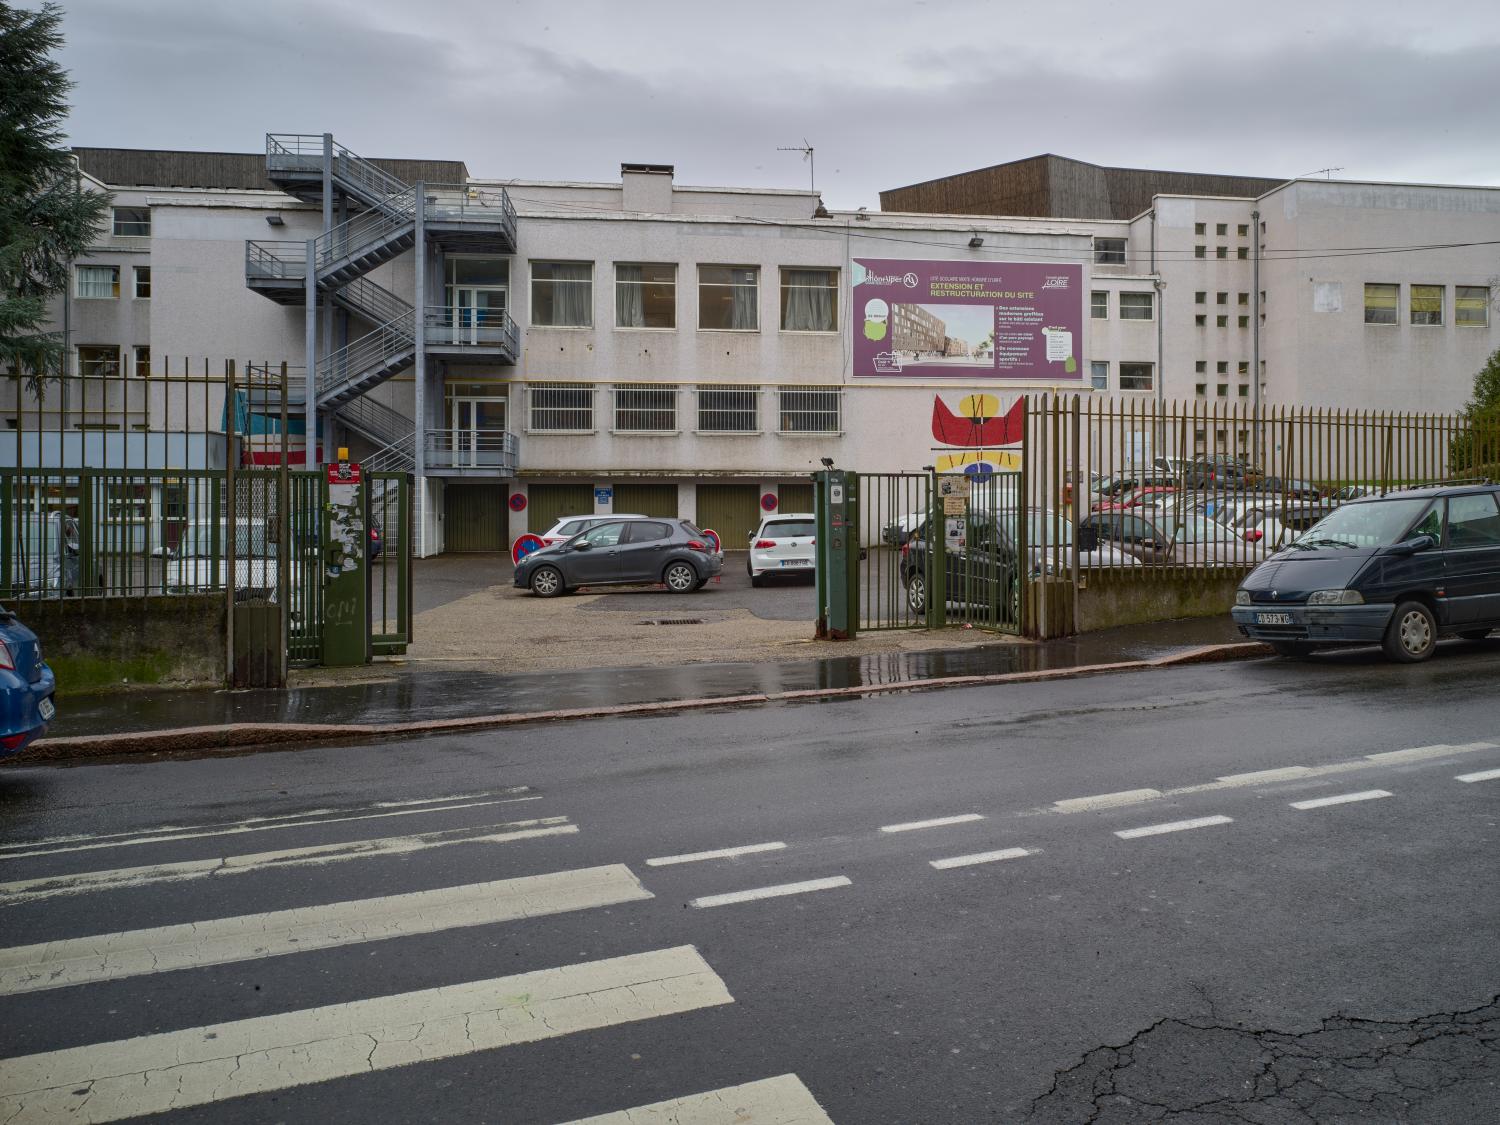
[1450,345,1500,474]
[0,2,110,395]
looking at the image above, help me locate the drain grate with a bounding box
[638,617,705,626]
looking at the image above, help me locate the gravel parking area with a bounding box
[406,552,1018,674]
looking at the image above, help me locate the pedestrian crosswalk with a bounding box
[0,790,836,1124]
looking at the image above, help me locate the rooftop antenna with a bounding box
[1297,166,1345,179]
[777,139,815,196]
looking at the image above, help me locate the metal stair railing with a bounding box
[312,186,418,277]
[267,134,412,205]
[425,183,517,234]
[315,310,416,402]
[423,305,519,353]
[245,240,306,281]
[330,147,410,206]
[336,277,412,327]
[336,395,413,448]
[363,433,415,474]
[424,428,518,473]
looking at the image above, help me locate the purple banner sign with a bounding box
[852,258,1083,380]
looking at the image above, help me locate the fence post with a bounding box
[927,465,945,630]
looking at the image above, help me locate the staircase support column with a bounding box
[413,180,428,557]
[304,236,317,468]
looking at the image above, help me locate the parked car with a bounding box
[0,605,56,757]
[747,513,816,586]
[1090,470,1173,504]
[1181,456,1263,490]
[1093,485,1178,513]
[1079,510,1271,566]
[882,510,927,547]
[536,513,649,548]
[1232,483,1500,661]
[1214,499,1332,550]
[368,517,383,562]
[164,520,280,599]
[514,517,723,597]
[1249,475,1326,502]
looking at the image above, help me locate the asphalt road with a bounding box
[3,644,1500,1122]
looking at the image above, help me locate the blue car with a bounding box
[1,606,56,757]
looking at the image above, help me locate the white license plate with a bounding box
[38,697,56,721]
[780,559,812,567]
[1255,612,1293,625]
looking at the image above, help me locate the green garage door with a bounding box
[778,482,814,516]
[527,483,596,537]
[445,483,507,553]
[696,483,760,548]
[612,483,678,518]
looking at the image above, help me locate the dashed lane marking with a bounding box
[1457,767,1500,784]
[879,813,984,834]
[1115,815,1234,840]
[0,946,730,1124]
[690,876,851,909]
[1053,790,1162,813]
[645,842,787,867]
[929,847,1035,870]
[1289,789,1393,811]
[560,1074,834,1124]
[0,864,650,996]
[1366,741,1496,765]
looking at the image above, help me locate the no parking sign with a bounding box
[511,533,545,565]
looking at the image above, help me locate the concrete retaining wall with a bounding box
[19,594,225,693]
[1075,569,1245,634]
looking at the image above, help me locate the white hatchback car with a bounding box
[537,513,647,547]
[747,513,817,586]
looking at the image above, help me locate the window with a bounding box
[1119,291,1153,321]
[1195,383,1206,397]
[778,385,840,433]
[1410,284,1443,326]
[624,521,673,544]
[1118,363,1153,392]
[1237,224,1249,237]
[613,384,676,431]
[1364,283,1398,325]
[1216,246,1228,259]
[1195,246,1206,259]
[530,262,593,327]
[528,382,594,431]
[76,265,119,299]
[1195,315,1207,327]
[1195,291,1206,304]
[697,385,759,432]
[77,345,120,379]
[1217,384,1228,397]
[582,521,626,548]
[1238,384,1249,397]
[1093,238,1126,265]
[1237,247,1249,260]
[1194,222,1206,235]
[1238,292,1249,305]
[1195,361,1207,373]
[1238,315,1249,328]
[134,346,150,379]
[1090,291,1109,319]
[699,265,759,330]
[614,263,675,328]
[1456,286,1489,327]
[780,268,838,331]
[1216,362,1228,374]
[1214,292,1225,305]
[1237,361,1249,375]
[1448,494,1500,546]
[111,207,150,237]
[1090,361,1108,391]
[1216,315,1228,327]
[1216,223,1227,236]
[133,266,151,299]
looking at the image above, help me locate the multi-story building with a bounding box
[10,140,1499,556]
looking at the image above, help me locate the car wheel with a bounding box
[749,571,767,588]
[663,561,698,593]
[1267,640,1312,659]
[906,572,926,614]
[1458,628,1492,641]
[529,566,565,598]
[1382,600,1436,663]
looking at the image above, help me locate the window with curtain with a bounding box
[530,262,593,327]
[1364,283,1398,325]
[779,268,837,331]
[76,265,119,299]
[1456,286,1490,327]
[615,263,676,328]
[699,265,759,330]
[1410,285,1443,326]
[1118,363,1153,391]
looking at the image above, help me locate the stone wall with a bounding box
[20,594,225,693]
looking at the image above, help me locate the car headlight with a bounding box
[1307,589,1364,605]
[1235,590,1251,605]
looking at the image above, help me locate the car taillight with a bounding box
[1245,530,1264,542]
[1,732,27,750]
[687,540,708,551]
[369,529,379,540]
[754,539,777,549]
[0,641,12,671]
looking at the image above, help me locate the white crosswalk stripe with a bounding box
[561,1074,834,1124]
[0,946,733,1124]
[0,864,651,996]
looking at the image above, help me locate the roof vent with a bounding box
[621,162,674,176]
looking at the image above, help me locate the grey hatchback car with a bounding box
[514,517,723,596]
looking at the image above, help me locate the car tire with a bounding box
[906,572,926,614]
[663,561,698,593]
[1267,640,1312,659]
[529,566,565,598]
[1382,600,1437,663]
[749,571,766,588]
[1458,628,1492,641]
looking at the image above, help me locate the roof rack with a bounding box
[1391,477,1494,492]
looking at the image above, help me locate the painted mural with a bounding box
[931,393,1023,474]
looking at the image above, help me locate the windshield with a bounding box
[984,510,1075,548]
[1290,497,1430,549]
[177,524,274,558]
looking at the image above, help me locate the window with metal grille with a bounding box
[1093,238,1126,265]
[613,384,677,431]
[777,386,841,433]
[112,207,150,236]
[528,383,594,431]
[697,385,758,432]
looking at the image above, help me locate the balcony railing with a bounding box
[425,184,517,231]
[245,240,306,280]
[423,428,518,473]
[423,306,519,353]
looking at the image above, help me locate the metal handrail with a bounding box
[423,305,519,352]
[267,134,411,203]
[424,184,517,230]
[337,278,412,327]
[330,149,409,205]
[337,395,413,447]
[363,433,416,474]
[424,428,518,471]
[313,186,417,273]
[315,311,415,399]
[245,240,306,280]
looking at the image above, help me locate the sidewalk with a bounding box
[49,616,1248,741]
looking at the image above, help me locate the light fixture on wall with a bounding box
[968,234,984,248]
[265,215,285,227]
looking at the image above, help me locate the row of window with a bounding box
[76,265,150,299]
[528,383,842,434]
[1194,222,1251,238]
[1197,246,1251,260]
[72,345,150,378]
[1088,361,1154,393]
[1364,283,1489,327]
[1089,291,1155,320]
[533,264,839,332]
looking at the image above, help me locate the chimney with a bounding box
[621,162,674,214]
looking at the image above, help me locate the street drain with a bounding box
[639,617,705,626]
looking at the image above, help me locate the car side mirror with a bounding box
[1392,534,1435,556]
[1077,526,1100,552]
[572,540,593,551]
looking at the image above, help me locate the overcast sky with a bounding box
[52,0,1500,209]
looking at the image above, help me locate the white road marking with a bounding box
[0,946,730,1124]
[1456,767,1500,784]
[0,864,650,996]
[1290,789,1393,810]
[930,847,1034,870]
[1213,767,1315,786]
[1053,789,1162,813]
[0,790,536,862]
[561,1074,834,1124]
[690,876,851,909]
[0,818,577,905]
[1365,741,1496,764]
[879,813,984,834]
[1115,815,1234,840]
[645,842,787,867]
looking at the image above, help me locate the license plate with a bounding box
[780,559,811,567]
[38,697,56,721]
[1256,612,1293,625]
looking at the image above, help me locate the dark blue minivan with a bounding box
[1232,484,1500,662]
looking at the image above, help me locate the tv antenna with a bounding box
[778,140,815,196]
[1298,165,1345,179]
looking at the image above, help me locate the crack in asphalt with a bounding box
[1028,994,1500,1123]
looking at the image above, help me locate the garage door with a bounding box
[696,483,760,549]
[778,482,814,516]
[612,483,678,518]
[445,483,506,553]
[526,483,596,537]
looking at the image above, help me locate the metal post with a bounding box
[304,236,317,470]
[278,362,290,687]
[225,360,237,686]
[1251,208,1262,470]
[813,469,828,638]
[413,181,427,558]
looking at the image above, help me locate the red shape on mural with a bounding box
[931,397,1024,447]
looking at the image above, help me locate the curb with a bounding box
[13,642,1273,764]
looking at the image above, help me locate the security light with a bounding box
[968,235,984,248]
[820,457,835,468]
[265,215,285,227]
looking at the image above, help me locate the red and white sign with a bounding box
[326,462,362,485]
